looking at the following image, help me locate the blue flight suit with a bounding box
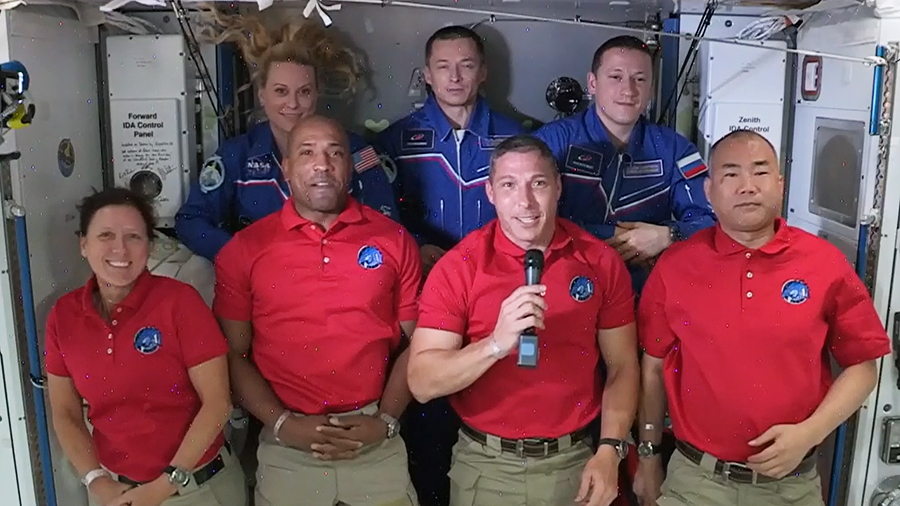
[534,109,716,293]
[376,94,525,506]
[175,121,398,261]
[377,95,526,250]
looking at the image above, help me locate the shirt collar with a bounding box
[279,197,366,231]
[713,217,792,256]
[423,94,491,142]
[491,218,574,259]
[583,106,647,155]
[80,268,153,314]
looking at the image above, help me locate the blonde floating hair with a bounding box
[198,6,362,97]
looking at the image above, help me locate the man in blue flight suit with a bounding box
[376,25,525,506]
[176,121,397,262]
[535,35,716,294]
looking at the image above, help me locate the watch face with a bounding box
[638,443,652,457]
[172,469,190,487]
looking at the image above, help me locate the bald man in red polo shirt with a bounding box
[633,129,891,506]
[407,134,640,506]
[214,115,421,506]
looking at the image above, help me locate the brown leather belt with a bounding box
[676,440,816,485]
[460,424,590,458]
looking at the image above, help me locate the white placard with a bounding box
[706,102,784,159]
[109,98,183,200]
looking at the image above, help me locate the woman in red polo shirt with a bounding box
[44,187,246,506]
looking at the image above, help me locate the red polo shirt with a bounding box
[639,218,891,462]
[417,218,635,439]
[43,271,228,482]
[213,198,421,415]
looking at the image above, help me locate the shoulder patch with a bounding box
[564,145,603,177]
[676,152,707,179]
[623,159,664,179]
[401,129,435,151]
[353,145,381,174]
[199,156,225,193]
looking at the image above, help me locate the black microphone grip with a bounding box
[518,249,544,368]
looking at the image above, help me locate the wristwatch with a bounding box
[163,465,192,489]
[667,224,684,244]
[637,441,661,458]
[597,438,629,460]
[379,412,401,439]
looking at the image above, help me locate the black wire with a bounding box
[169,0,234,139]
[657,1,717,125]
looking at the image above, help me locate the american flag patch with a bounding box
[353,146,381,174]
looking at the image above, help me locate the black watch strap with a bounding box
[597,438,628,459]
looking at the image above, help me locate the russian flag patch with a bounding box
[677,152,708,179]
[353,146,381,174]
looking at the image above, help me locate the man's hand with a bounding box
[746,424,817,478]
[88,476,131,506]
[420,244,446,278]
[575,446,620,506]
[107,476,175,506]
[491,284,547,355]
[606,222,672,264]
[275,414,358,458]
[313,415,388,460]
[633,456,665,506]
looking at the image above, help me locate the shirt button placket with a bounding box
[743,252,754,307]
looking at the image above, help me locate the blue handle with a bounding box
[870,46,886,136]
[14,212,58,506]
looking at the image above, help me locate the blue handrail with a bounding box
[13,209,58,506]
[870,46,886,135]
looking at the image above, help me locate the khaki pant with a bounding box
[657,449,824,506]
[255,403,418,506]
[90,445,248,506]
[448,429,595,506]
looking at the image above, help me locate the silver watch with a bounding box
[164,465,191,488]
[379,412,400,439]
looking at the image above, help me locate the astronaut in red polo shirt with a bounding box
[213,115,421,506]
[44,187,244,506]
[407,134,640,506]
[633,130,891,506]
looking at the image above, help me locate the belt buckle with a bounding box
[515,439,525,458]
[720,461,758,485]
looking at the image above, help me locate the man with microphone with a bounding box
[407,134,639,506]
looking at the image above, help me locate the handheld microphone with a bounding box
[518,249,544,368]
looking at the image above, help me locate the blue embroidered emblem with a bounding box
[781,280,810,305]
[570,276,594,302]
[357,245,384,270]
[134,326,162,354]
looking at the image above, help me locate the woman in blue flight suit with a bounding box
[175,10,397,262]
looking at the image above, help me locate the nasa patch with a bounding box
[623,159,664,179]
[245,156,273,177]
[199,156,224,193]
[564,146,603,177]
[134,326,162,354]
[401,129,435,151]
[781,279,810,305]
[570,276,594,302]
[357,245,384,270]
